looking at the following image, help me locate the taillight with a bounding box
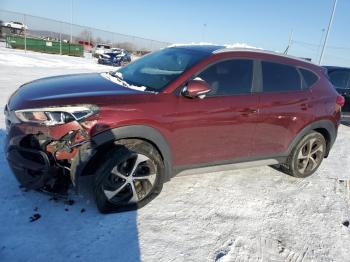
[336,95,345,112]
[336,95,345,107]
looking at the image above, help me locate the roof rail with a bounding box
[213,48,317,65]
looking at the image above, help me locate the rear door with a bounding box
[171,59,259,166]
[254,61,314,157]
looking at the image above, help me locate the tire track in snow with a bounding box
[214,236,309,262]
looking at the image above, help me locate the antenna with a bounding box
[284,29,293,54]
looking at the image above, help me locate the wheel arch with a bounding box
[287,119,337,157]
[70,125,173,188]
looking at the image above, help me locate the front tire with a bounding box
[282,131,326,178]
[94,140,164,213]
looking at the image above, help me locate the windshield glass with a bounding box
[114,47,211,91]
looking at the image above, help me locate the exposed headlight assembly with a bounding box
[15,105,99,126]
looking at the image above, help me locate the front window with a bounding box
[197,59,253,96]
[115,47,211,92]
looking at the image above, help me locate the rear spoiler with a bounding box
[320,66,328,76]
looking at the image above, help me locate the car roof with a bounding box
[168,44,319,66]
[214,47,319,65]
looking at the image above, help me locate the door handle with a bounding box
[240,108,258,114]
[300,103,308,111]
[239,108,259,115]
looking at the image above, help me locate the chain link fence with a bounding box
[0,9,171,55]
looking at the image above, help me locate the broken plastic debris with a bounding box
[29,213,41,222]
[64,199,75,206]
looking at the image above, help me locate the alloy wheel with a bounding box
[297,138,324,175]
[102,153,157,204]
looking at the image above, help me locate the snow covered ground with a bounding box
[0,46,350,262]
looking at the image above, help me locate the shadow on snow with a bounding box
[0,129,141,262]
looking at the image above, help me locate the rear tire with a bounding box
[280,131,326,178]
[94,140,164,213]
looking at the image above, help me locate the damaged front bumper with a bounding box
[5,120,93,192]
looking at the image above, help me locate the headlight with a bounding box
[15,105,99,126]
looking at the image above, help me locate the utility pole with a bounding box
[24,14,27,53]
[202,23,207,42]
[59,22,62,55]
[319,0,338,65]
[70,0,73,43]
[317,28,326,58]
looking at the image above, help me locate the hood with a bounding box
[8,73,143,110]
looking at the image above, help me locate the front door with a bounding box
[170,59,259,166]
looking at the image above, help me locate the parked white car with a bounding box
[93,44,111,57]
[2,21,28,30]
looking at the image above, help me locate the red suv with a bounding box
[4,45,344,212]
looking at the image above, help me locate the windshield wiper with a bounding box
[109,71,124,81]
[108,71,134,88]
[108,71,158,93]
[102,72,147,92]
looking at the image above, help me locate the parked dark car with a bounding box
[324,66,350,118]
[4,45,344,213]
[98,49,131,67]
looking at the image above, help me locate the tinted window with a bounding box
[262,61,301,92]
[197,59,253,96]
[329,71,349,89]
[300,68,318,88]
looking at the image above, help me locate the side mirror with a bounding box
[182,78,211,99]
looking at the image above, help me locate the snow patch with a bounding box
[169,42,261,50]
[0,46,115,71]
[215,236,309,262]
[168,42,217,47]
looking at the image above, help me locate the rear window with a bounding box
[262,61,302,92]
[299,68,318,88]
[97,45,110,49]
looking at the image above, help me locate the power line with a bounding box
[292,40,350,51]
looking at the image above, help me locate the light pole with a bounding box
[70,0,73,43]
[317,28,326,59]
[202,23,207,42]
[319,0,338,65]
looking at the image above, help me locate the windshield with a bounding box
[114,47,211,92]
[97,45,110,49]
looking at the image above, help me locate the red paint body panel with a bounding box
[254,90,314,156]
[5,48,341,182]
